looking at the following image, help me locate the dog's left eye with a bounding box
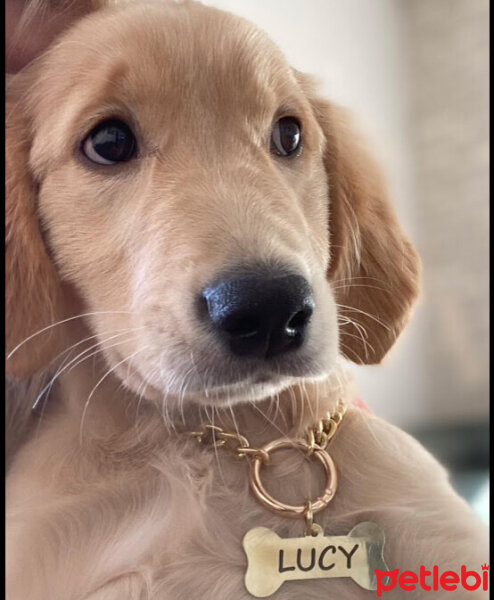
[82,119,137,165]
[271,117,302,157]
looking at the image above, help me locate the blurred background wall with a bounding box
[205,0,489,522]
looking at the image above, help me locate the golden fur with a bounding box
[6,1,487,598]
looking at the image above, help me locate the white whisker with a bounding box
[7,311,137,359]
[336,303,391,332]
[79,346,148,444]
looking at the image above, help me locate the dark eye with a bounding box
[271,116,302,157]
[82,119,137,165]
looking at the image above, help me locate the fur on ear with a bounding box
[6,0,101,73]
[310,96,421,364]
[6,0,101,375]
[6,78,68,377]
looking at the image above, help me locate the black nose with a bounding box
[202,269,314,359]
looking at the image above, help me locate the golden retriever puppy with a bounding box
[6,1,488,598]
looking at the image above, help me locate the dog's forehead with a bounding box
[45,2,297,114]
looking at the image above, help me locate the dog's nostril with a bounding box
[287,306,313,333]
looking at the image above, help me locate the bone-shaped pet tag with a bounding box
[243,521,390,597]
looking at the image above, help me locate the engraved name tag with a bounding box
[243,521,389,597]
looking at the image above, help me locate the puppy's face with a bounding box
[6,1,420,407]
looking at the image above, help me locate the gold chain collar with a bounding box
[186,399,347,536]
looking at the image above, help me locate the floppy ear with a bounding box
[6,1,102,376]
[5,76,68,377]
[6,0,100,73]
[310,96,421,364]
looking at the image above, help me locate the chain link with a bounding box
[307,398,347,451]
[187,398,346,460]
[187,424,271,463]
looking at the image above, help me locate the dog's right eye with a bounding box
[82,119,137,165]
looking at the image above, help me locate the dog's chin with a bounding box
[119,368,296,407]
[116,362,329,408]
[111,340,337,408]
[180,376,296,407]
